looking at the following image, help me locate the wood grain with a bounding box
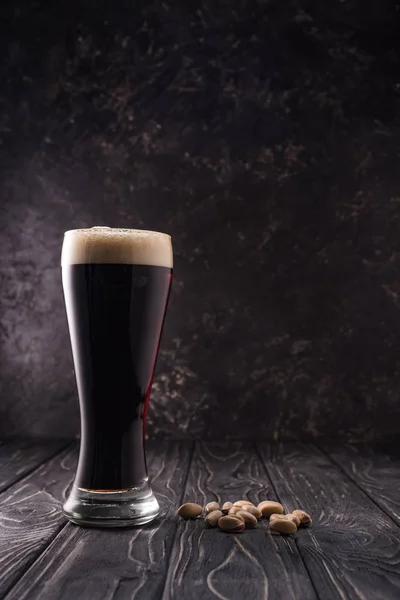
[0,439,69,493]
[0,443,76,597]
[321,442,400,526]
[5,441,400,600]
[162,442,317,600]
[258,442,400,600]
[5,441,193,600]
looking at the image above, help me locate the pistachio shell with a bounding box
[242,505,262,519]
[236,510,258,528]
[221,501,233,514]
[292,509,312,526]
[270,513,289,522]
[286,513,301,526]
[177,503,203,519]
[205,509,223,527]
[270,518,297,534]
[205,501,220,514]
[258,501,284,518]
[228,506,243,516]
[218,515,245,532]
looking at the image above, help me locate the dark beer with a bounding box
[62,227,172,508]
[63,263,171,490]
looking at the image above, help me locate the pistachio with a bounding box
[270,518,297,535]
[236,510,258,528]
[205,501,220,514]
[218,515,245,532]
[269,513,289,522]
[292,509,312,526]
[221,501,233,514]
[242,505,262,519]
[228,506,243,516]
[258,501,284,518]
[233,500,254,508]
[205,509,223,527]
[286,513,301,526]
[177,503,203,519]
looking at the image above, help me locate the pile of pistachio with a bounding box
[177,500,311,535]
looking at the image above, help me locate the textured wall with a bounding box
[1,0,400,440]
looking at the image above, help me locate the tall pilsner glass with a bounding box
[61,227,172,526]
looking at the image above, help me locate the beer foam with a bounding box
[61,227,173,268]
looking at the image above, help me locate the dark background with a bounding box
[1,0,400,441]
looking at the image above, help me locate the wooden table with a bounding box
[0,439,400,599]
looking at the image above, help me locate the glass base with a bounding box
[62,482,160,528]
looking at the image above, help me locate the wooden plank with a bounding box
[320,442,400,526]
[5,441,193,600]
[0,439,69,493]
[162,442,317,600]
[258,442,400,600]
[0,444,77,598]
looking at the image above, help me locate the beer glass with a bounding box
[61,227,172,526]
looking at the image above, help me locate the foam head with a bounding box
[61,227,173,268]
